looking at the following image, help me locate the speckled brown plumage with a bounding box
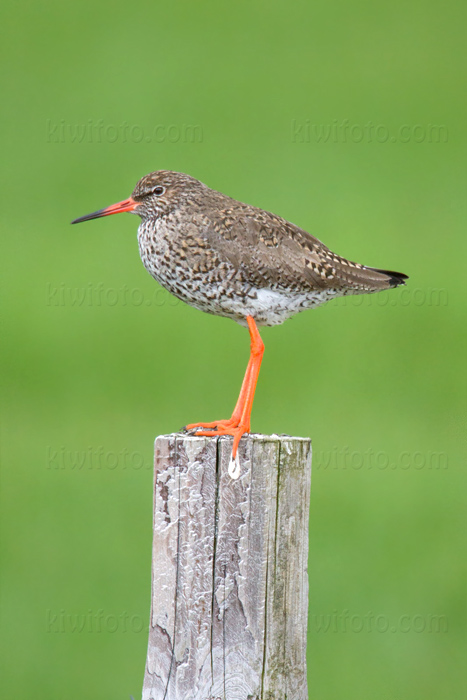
[129,171,408,326]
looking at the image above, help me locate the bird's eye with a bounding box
[153,186,165,196]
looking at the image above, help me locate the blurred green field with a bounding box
[0,0,465,698]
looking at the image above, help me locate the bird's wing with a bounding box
[199,204,370,292]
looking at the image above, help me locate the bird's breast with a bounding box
[137,216,237,303]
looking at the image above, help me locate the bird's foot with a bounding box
[185,418,238,431]
[184,420,250,461]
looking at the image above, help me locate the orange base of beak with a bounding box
[71,197,137,224]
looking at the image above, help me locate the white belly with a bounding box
[223,287,342,326]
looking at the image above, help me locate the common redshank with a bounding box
[72,170,408,465]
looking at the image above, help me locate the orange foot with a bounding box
[185,419,250,459]
[185,418,239,431]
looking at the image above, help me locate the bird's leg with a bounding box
[185,316,264,457]
[230,316,264,457]
[186,360,253,431]
[185,318,258,430]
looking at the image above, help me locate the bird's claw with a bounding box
[184,421,249,479]
[185,419,238,431]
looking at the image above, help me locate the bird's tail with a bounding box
[331,256,409,293]
[367,267,409,289]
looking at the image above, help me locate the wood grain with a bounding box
[142,433,311,700]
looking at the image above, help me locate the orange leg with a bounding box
[185,316,265,458]
[186,357,254,431]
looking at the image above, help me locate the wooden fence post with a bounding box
[142,432,312,700]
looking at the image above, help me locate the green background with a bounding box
[1,0,465,698]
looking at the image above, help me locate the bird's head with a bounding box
[71,170,206,225]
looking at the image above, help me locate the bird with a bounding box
[72,170,408,469]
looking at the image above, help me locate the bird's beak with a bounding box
[71,197,138,224]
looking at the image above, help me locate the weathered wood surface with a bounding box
[142,433,312,700]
